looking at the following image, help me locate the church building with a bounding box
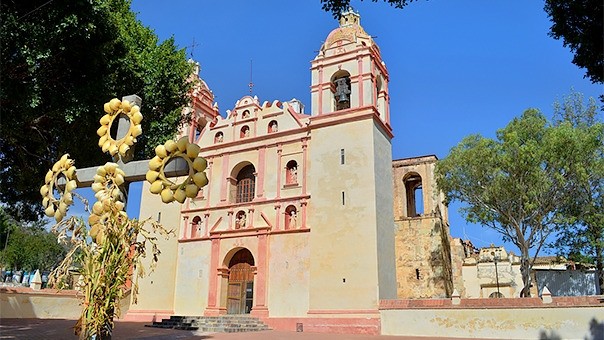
[126,9,454,334]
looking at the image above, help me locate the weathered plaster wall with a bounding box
[0,287,129,319]
[267,233,310,316]
[373,123,397,300]
[380,297,603,339]
[172,240,212,316]
[126,180,181,320]
[308,119,380,311]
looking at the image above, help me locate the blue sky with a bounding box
[67,1,602,256]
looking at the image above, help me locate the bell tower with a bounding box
[306,9,397,315]
[310,8,391,129]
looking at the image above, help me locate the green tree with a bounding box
[321,0,416,17]
[436,109,578,297]
[0,220,66,272]
[0,0,192,222]
[544,0,604,84]
[549,92,604,293]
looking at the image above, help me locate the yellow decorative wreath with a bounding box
[88,162,127,244]
[40,154,77,222]
[146,136,208,204]
[97,98,143,158]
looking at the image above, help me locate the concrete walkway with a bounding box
[0,319,479,340]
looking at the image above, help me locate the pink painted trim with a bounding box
[286,106,305,127]
[301,140,308,195]
[307,309,380,315]
[210,226,270,238]
[309,106,393,139]
[318,66,323,115]
[209,216,223,233]
[256,147,266,198]
[276,147,282,198]
[357,57,364,107]
[180,194,311,214]
[181,215,189,239]
[254,234,268,308]
[248,208,255,228]
[203,213,210,237]
[379,296,604,309]
[274,204,281,230]
[205,159,212,208]
[206,239,220,309]
[260,211,273,229]
[219,154,229,202]
[122,310,174,322]
[300,201,308,228]
[271,227,310,235]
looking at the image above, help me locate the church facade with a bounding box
[126,10,453,334]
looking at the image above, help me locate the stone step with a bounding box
[146,315,270,333]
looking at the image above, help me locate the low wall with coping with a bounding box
[0,287,130,320]
[380,296,603,339]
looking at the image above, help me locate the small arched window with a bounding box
[240,126,250,138]
[285,160,298,185]
[285,205,298,230]
[404,173,423,217]
[191,216,202,238]
[214,132,224,143]
[268,120,278,133]
[242,110,250,119]
[236,165,256,203]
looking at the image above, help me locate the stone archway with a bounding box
[226,248,255,314]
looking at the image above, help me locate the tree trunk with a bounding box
[596,242,603,295]
[519,246,532,297]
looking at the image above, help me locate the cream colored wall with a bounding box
[129,181,181,313]
[372,123,397,299]
[0,289,130,319]
[381,307,602,339]
[307,119,381,310]
[0,291,82,319]
[267,233,310,316]
[172,241,212,316]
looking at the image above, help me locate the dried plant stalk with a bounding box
[49,202,172,340]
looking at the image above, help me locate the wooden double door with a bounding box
[226,250,255,314]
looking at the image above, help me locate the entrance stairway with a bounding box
[145,315,271,333]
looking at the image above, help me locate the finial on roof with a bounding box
[339,6,360,27]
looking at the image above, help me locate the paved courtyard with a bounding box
[0,319,480,340]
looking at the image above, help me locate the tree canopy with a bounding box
[435,102,603,297]
[0,0,192,222]
[0,209,67,271]
[549,92,604,293]
[544,0,604,84]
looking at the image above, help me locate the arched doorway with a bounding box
[227,248,255,314]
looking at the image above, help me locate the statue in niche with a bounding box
[288,209,298,229]
[215,133,223,143]
[235,212,246,229]
[288,165,297,183]
[242,110,250,119]
[269,121,278,133]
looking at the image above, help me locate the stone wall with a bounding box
[392,156,453,298]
